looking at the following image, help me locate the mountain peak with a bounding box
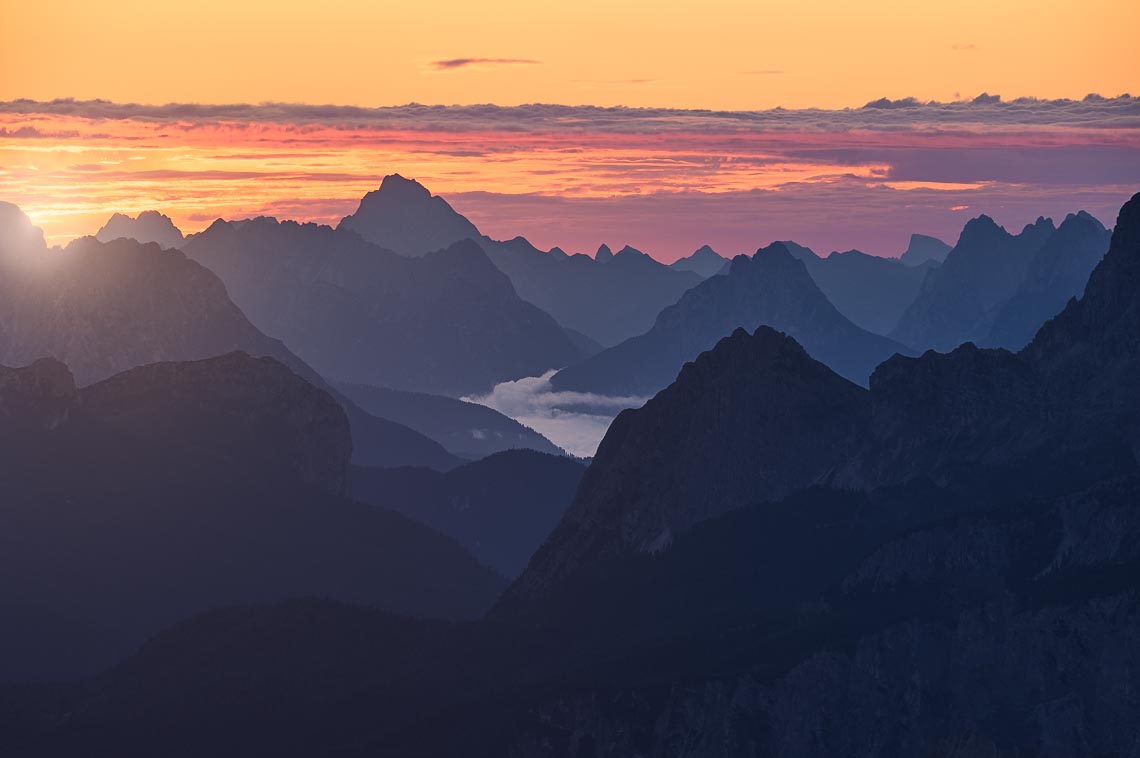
[959,214,1006,241]
[1060,210,1106,233]
[96,210,184,249]
[338,176,481,257]
[377,173,432,199]
[595,244,614,262]
[670,245,728,277]
[507,324,870,604]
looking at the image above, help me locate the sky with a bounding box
[1,0,1138,259]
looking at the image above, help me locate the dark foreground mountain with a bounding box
[337,175,702,346]
[892,212,1109,352]
[0,353,504,683]
[551,243,909,395]
[95,210,184,249]
[0,205,457,470]
[350,450,585,577]
[183,217,584,395]
[337,382,563,459]
[5,193,1139,757]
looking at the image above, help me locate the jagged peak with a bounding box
[1059,210,1107,233]
[1021,216,1056,235]
[376,173,432,199]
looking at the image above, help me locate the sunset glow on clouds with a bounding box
[2,96,1139,259]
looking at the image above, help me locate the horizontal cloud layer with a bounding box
[1,96,1137,259]
[2,94,1138,132]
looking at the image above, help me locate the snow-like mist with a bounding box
[465,370,650,458]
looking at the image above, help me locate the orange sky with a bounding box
[1,1,1138,259]
[2,0,1137,110]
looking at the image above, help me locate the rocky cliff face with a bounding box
[502,475,1140,758]
[506,326,871,605]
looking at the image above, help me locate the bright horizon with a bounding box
[2,0,1138,260]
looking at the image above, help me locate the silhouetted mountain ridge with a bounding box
[336,176,703,345]
[184,217,583,395]
[550,243,910,396]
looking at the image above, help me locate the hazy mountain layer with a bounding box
[551,244,909,396]
[184,217,584,395]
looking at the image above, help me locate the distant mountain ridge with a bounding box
[898,232,951,266]
[550,243,910,396]
[669,244,729,278]
[183,216,584,395]
[95,210,184,249]
[892,212,1109,352]
[336,176,703,346]
[0,203,460,470]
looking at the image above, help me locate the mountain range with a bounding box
[668,244,730,278]
[96,210,184,249]
[182,217,585,395]
[5,192,1137,757]
[551,242,910,396]
[337,175,703,346]
[0,202,461,470]
[790,245,936,335]
[892,212,1109,352]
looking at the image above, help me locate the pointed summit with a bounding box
[957,214,1008,245]
[670,244,728,278]
[552,239,907,396]
[595,244,614,262]
[338,174,482,257]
